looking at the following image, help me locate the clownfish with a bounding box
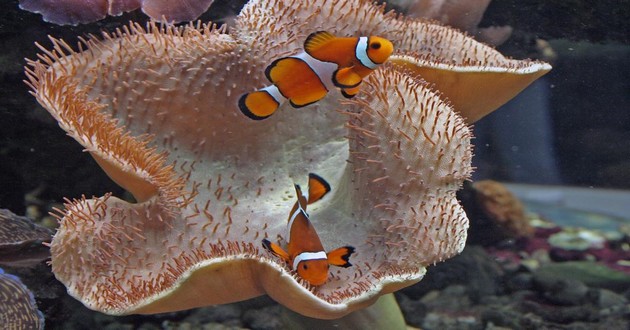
[239,31,394,120]
[262,173,355,286]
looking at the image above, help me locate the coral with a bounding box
[0,268,44,329]
[0,209,52,267]
[458,181,534,245]
[19,0,215,25]
[25,0,550,319]
[474,180,534,238]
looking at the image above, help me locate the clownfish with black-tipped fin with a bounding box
[238,31,394,120]
[262,173,355,286]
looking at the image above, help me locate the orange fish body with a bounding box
[262,173,355,286]
[303,31,394,89]
[239,31,394,120]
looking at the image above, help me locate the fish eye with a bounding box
[302,264,308,270]
[370,42,381,50]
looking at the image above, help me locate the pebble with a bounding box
[535,277,590,306]
[422,312,479,330]
[592,288,628,309]
[534,261,630,291]
[242,305,282,330]
[187,304,242,324]
[506,272,534,291]
[481,307,523,329]
[396,293,427,327]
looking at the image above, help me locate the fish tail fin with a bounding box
[307,173,331,204]
[238,87,283,120]
[304,31,337,55]
[262,239,290,263]
[327,246,355,268]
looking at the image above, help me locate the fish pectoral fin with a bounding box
[264,57,287,84]
[341,85,361,99]
[304,31,336,55]
[238,90,280,120]
[262,239,290,263]
[327,246,355,268]
[333,67,362,88]
[288,92,326,108]
[307,173,331,204]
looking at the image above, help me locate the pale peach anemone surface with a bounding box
[25,0,550,319]
[19,0,215,25]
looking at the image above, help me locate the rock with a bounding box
[242,305,282,330]
[103,323,134,330]
[185,304,242,325]
[506,272,534,292]
[534,261,630,291]
[481,307,525,329]
[201,323,248,330]
[137,323,161,330]
[533,275,590,306]
[520,301,598,324]
[590,288,628,309]
[422,312,480,330]
[395,292,427,327]
[418,285,473,315]
[548,228,606,251]
[403,246,504,301]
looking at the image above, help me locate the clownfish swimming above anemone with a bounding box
[238,31,394,120]
[262,173,355,286]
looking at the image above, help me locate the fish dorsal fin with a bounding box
[304,31,336,55]
[294,184,308,211]
[307,173,331,204]
[287,185,317,246]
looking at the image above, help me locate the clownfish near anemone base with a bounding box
[239,31,394,120]
[262,173,355,286]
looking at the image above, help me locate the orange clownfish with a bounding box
[262,173,355,286]
[239,31,394,120]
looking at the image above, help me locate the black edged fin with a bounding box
[341,89,357,98]
[332,67,362,89]
[238,92,276,120]
[289,97,319,109]
[327,246,355,268]
[262,239,290,262]
[304,31,336,55]
[307,173,331,204]
[341,85,361,99]
[264,57,287,84]
[262,238,273,252]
